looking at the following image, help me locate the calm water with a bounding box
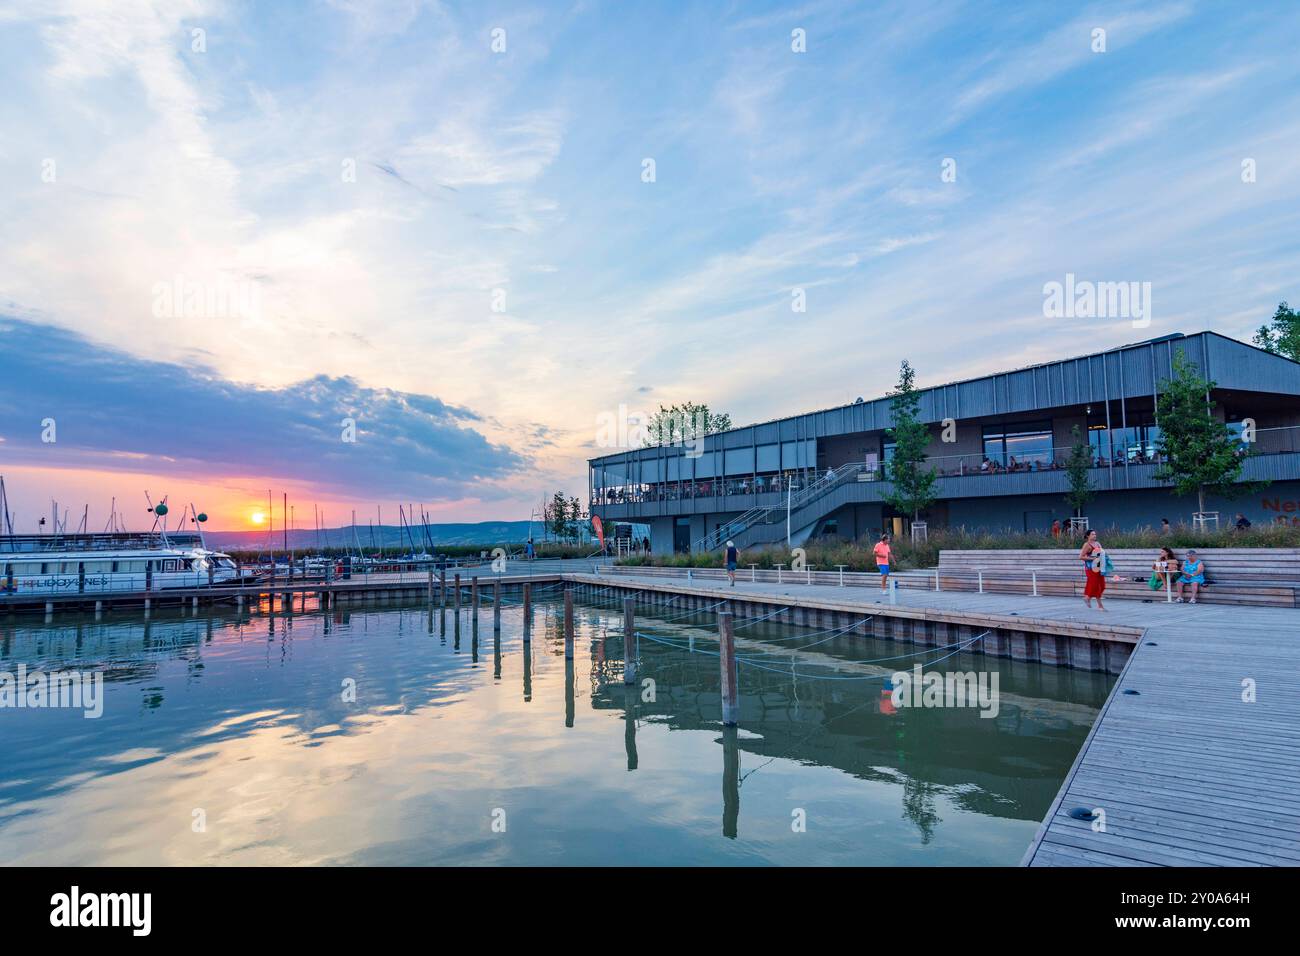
[0,592,1112,865]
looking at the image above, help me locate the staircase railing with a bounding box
[691,463,867,551]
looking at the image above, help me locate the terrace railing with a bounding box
[590,424,1300,510]
[691,463,867,552]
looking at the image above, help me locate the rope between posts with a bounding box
[617,613,852,648]
[648,599,729,622]
[733,605,794,628]
[737,630,991,680]
[631,624,991,671]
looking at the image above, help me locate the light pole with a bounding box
[786,483,792,547]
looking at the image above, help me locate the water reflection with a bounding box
[0,596,1110,865]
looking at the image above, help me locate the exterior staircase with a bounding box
[692,463,868,551]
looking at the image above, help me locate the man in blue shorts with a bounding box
[725,539,739,586]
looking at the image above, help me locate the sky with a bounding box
[1,0,1298,532]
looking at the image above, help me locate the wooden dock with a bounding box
[1021,600,1300,867]
[0,570,565,614]
[575,570,1144,672]
[581,570,1300,867]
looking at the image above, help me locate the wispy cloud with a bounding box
[0,0,1297,522]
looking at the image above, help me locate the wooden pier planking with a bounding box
[1022,602,1300,867]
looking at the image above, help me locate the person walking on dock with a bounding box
[1081,533,1107,610]
[1078,529,1101,578]
[526,537,535,561]
[725,540,739,586]
[874,534,892,592]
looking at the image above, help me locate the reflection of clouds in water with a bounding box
[0,600,1107,865]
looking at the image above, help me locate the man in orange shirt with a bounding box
[873,533,892,592]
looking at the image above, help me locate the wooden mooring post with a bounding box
[565,656,575,728]
[623,597,637,685]
[564,588,575,660]
[719,610,738,726]
[624,685,638,771]
[522,639,533,701]
[439,569,447,607]
[522,583,532,643]
[493,579,501,631]
[722,724,739,838]
[453,574,461,612]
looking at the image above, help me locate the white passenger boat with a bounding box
[0,533,249,597]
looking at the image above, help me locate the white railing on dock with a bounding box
[600,561,1300,606]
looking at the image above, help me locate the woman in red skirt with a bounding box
[1083,545,1107,610]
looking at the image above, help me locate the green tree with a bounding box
[1252,301,1300,362]
[1153,349,1251,515]
[545,491,578,542]
[567,495,584,544]
[1063,424,1094,519]
[883,360,937,522]
[642,401,732,447]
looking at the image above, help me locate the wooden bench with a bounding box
[937,548,1300,608]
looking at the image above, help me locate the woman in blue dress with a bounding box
[1175,549,1206,604]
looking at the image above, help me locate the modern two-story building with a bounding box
[588,331,1300,553]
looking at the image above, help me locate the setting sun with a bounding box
[250,511,266,526]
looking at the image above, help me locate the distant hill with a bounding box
[206,521,535,552]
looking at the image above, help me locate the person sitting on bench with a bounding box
[1175,550,1206,604]
[1151,547,1179,590]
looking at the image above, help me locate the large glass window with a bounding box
[982,421,1052,469]
[1089,412,1161,465]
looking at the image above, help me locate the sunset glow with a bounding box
[250,512,266,527]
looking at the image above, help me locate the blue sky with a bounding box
[1,0,1298,528]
